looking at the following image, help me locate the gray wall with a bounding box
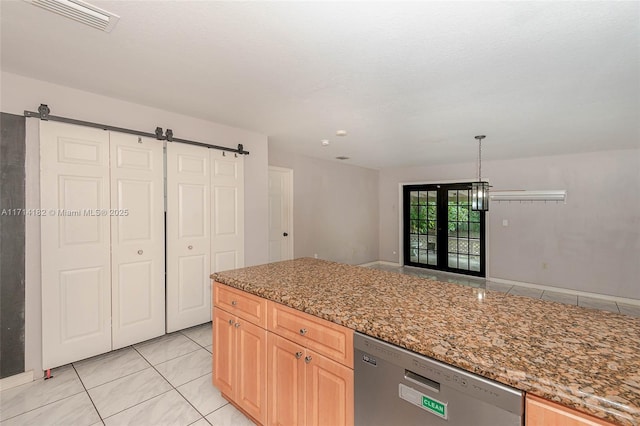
[269,148,379,265]
[379,148,640,299]
[0,113,26,379]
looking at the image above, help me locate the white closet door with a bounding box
[166,143,211,332]
[41,121,111,369]
[211,151,245,273]
[110,132,165,349]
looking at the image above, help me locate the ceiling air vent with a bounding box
[24,0,120,32]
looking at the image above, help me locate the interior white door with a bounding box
[166,142,211,332]
[40,121,112,369]
[110,132,165,349]
[268,166,293,262]
[211,151,244,273]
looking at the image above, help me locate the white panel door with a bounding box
[268,167,293,262]
[211,151,245,273]
[40,121,111,369]
[110,132,165,349]
[166,143,211,332]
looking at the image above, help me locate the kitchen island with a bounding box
[212,258,640,426]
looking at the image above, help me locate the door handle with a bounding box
[283,232,288,237]
[304,355,312,364]
[295,351,303,359]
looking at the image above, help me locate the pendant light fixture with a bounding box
[471,135,490,211]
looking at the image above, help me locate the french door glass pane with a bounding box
[448,189,472,272]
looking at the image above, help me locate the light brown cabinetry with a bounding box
[267,301,354,426]
[526,394,615,426]
[213,284,267,425]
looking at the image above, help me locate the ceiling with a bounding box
[1,1,638,169]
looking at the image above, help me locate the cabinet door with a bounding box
[267,334,305,426]
[526,394,613,426]
[110,132,165,349]
[236,319,268,425]
[305,350,354,426]
[210,150,244,273]
[40,121,112,369]
[166,142,211,332]
[213,308,235,397]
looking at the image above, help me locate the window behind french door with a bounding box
[403,183,486,277]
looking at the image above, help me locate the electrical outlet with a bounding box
[314,253,318,259]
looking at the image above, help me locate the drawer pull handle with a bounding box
[231,300,238,306]
[304,355,312,364]
[188,245,193,250]
[295,351,303,359]
[299,328,307,336]
[228,319,234,325]
[234,322,240,328]
[137,249,143,255]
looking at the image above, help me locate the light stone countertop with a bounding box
[212,258,640,426]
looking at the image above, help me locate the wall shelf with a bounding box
[489,190,567,202]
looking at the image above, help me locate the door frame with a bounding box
[268,166,294,261]
[397,179,491,277]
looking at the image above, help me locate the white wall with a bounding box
[1,71,269,374]
[269,148,379,265]
[379,148,640,299]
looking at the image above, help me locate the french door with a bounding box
[403,183,486,277]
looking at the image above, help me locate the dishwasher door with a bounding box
[354,333,523,426]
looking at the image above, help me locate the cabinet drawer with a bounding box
[268,301,353,368]
[214,282,267,328]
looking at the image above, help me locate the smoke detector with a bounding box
[24,0,120,32]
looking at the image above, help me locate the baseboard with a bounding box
[488,277,640,306]
[0,370,34,392]
[358,260,401,267]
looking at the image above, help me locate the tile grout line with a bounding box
[73,348,153,392]
[0,387,87,422]
[130,345,212,422]
[100,388,175,423]
[71,363,103,423]
[90,344,182,421]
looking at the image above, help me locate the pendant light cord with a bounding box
[478,137,482,182]
[475,135,486,182]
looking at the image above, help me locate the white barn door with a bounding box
[166,143,211,332]
[40,121,112,369]
[211,151,244,273]
[110,132,165,349]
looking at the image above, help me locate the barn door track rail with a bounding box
[24,104,250,155]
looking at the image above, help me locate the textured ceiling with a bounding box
[1,1,638,169]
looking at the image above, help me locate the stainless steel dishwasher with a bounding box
[354,332,524,426]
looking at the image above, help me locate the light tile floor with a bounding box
[366,263,640,317]
[0,323,255,426]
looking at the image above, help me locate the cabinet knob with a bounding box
[299,328,307,336]
[231,300,237,306]
[295,351,303,359]
[228,319,234,325]
[188,245,193,250]
[137,250,143,255]
[304,355,312,364]
[234,322,240,328]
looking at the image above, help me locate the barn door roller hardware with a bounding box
[25,104,249,155]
